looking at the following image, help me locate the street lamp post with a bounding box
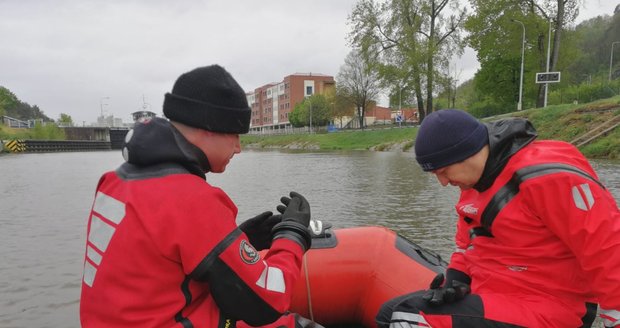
[609,41,620,82]
[398,85,402,127]
[100,96,110,117]
[308,98,313,134]
[512,19,526,111]
[544,18,552,108]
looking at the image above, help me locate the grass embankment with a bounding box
[508,96,620,159]
[242,126,416,152]
[242,95,620,159]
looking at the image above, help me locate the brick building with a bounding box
[246,73,335,132]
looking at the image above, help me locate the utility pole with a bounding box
[308,98,313,134]
[544,18,552,108]
[512,19,526,111]
[610,41,620,82]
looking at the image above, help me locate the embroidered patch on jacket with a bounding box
[239,240,260,264]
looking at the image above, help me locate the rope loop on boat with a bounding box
[302,253,314,321]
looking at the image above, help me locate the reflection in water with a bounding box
[0,150,618,328]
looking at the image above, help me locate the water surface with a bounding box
[1,150,618,327]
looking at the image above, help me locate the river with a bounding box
[1,150,619,328]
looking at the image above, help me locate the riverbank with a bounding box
[242,125,417,152]
[242,96,620,159]
[2,96,618,158]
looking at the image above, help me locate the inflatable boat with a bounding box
[271,222,447,328]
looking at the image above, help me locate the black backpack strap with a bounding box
[473,163,604,237]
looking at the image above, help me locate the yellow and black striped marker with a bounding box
[5,139,26,152]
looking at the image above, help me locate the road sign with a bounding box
[536,72,561,83]
[396,114,403,123]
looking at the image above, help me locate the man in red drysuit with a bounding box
[80,65,317,328]
[377,109,620,327]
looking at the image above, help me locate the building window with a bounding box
[306,86,313,96]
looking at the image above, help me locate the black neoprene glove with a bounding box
[271,191,312,252]
[238,211,283,251]
[422,269,471,306]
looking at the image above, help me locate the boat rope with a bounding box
[302,253,314,321]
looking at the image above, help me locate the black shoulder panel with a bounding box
[190,228,281,326]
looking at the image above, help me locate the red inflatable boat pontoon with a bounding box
[279,224,447,328]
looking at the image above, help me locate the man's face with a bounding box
[430,146,488,190]
[196,130,241,173]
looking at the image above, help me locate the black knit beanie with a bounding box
[163,65,251,134]
[414,109,488,171]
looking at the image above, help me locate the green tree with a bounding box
[289,95,332,128]
[466,0,585,109]
[567,16,612,83]
[58,113,74,126]
[0,86,19,118]
[0,86,53,122]
[348,0,466,122]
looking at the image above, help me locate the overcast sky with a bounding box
[0,0,617,125]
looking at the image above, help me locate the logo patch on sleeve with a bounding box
[239,240,260,264]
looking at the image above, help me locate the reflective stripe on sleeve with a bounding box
[255,263,286,293]
[93,191,126,224]
[572,183,595,211]
[600,308,620,327]
[87,245,102,265]
[88,215,116,252]
[83,191,126,287]
[390,311,431,327]
[83,261,97,287]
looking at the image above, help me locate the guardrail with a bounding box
[2,140,111,153]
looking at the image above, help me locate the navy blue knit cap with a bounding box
[414,109,488,171]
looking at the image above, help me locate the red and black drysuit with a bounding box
[378,118,620,327]
[80,118,306,328]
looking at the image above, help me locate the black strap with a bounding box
[175,276,194,327]
[473,163,604,237]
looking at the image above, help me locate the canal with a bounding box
[1,150,619,327]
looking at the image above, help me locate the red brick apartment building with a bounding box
[246,73,335,132]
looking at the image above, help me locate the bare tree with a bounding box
[336,49,382,129]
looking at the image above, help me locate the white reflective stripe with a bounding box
[572,183,595,211]
[572,185,587,210]
[255,266,286,293]
[83,261,97,287]
[581,183,594,208]
[389,322,413,328]
[600,308,620,327]
[93,191,126,224]
[87,245,102,265]
[266,266,285,293]
[391,312,430,327]
[88,215,116,252]
[390,321,430,328]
